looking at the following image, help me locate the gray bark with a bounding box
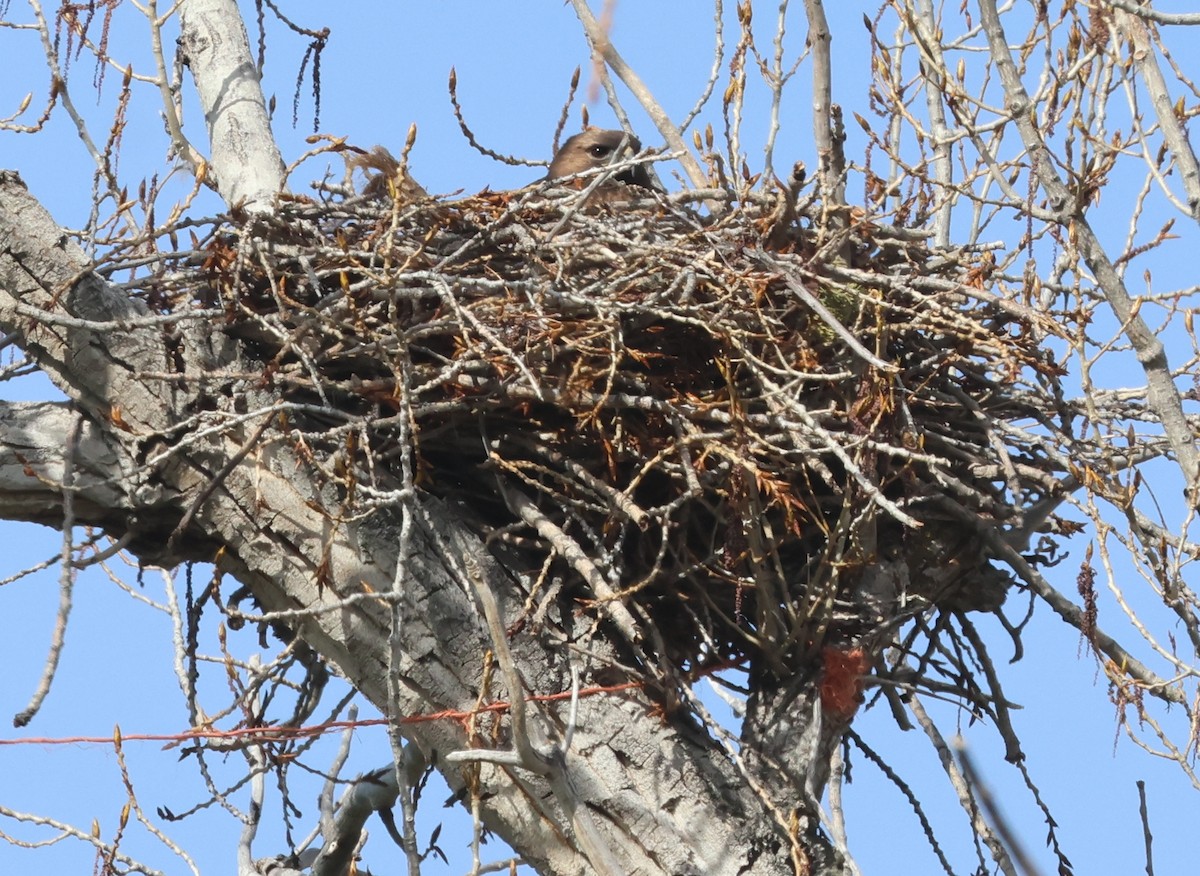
[178,0,286,211]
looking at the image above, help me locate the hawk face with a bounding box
[547,129,654,191]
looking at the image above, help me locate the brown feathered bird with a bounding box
[350,145,428,203]
[545,129,655,200]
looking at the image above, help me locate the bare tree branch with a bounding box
[178,0,285,210]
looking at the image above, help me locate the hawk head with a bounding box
[547,129,654,191]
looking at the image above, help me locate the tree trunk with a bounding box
[178,0,285,211]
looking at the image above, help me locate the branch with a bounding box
[1111,8,1200,220]
[977,0,1200,494]
[803,0,846,208]
[310,768,399,876]
[177,0,285,210]
[0,400,134,530]
[11,411,82,727]
[987,536,1186,705]
[908,698,1019,876]
[1101,0,1200,26]
[568,0,708,189]
[906,0,960,247]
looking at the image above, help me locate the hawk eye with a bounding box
[589,145,613,158]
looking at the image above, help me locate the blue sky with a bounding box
[2,3,1197,875]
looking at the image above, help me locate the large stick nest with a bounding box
[122,174,1068,678]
